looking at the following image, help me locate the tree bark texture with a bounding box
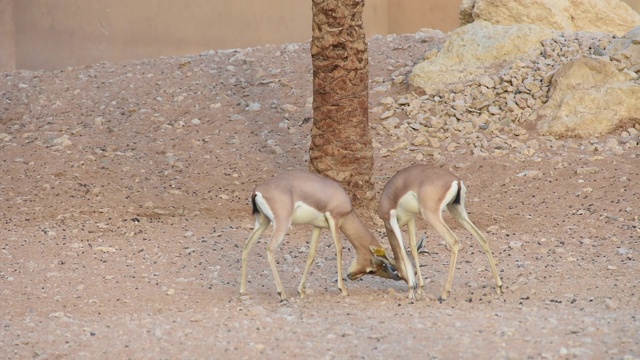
[310,0,374,210]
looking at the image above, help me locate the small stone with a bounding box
[94,246,116,253]
[396,97,410,106]
[380,110,395,119]
[53,135,73,147]
[412,136,427,146]
[616,247,630,255]
[281,104,298,113]
[427,117,445,130]
[488,106,501,115]
[428,137,441,148]
[604,298,618,310]
[525,170,543,177]
[576,167,600,175]
[245,102,261,111]
[477,75,495,88]
[509,241,523,249]
[266,140,284,155]
[48,312,67,319]
[382,117,400,131]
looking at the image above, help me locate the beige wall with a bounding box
[12,0,315,71]
[2,0,639,71]
[2,0,461,71]
[0,0,15,70]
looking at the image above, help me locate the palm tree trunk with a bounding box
[310,0,374,211]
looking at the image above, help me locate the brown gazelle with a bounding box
[378,164,503,301]
[240,170,400,301]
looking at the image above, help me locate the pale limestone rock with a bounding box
[459,0,476,26]
[409,21,556,94]
[534,57,640,138]
[461,0,640,36]
[606,25,640,72]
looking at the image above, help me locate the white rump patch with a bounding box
[254,192,275,223]
[442,180,459,211]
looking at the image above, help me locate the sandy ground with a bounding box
[1,32,639,359]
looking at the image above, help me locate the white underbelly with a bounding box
[291,201,329,228]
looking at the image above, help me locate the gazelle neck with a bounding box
[339,211,381,254]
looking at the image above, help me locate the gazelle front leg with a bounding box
[387,213,417,299]
[406,217,425,294]
[297,227,322,298]
[326,213,348,296]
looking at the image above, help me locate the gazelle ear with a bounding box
[369,246,397,267]
[416,235,426,253]
[369,246,388,257]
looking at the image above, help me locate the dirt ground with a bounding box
[1,32,639,359]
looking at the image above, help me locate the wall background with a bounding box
[1,0,638,71]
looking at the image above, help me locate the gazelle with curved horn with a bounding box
[240,170,400,301]
[378,164,503,300]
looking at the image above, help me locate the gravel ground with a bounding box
[1,32,639,359]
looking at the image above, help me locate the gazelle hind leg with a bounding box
[326,213,347,296]
[448,203,503,294]
[407,217,425,293]
[424,212,460,301]
[266,221,292,302]
[240,213,270,296]
[297,227,322,298]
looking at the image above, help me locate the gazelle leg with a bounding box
[326,213,348,296]
[425,213,460,301]
[448,203,503,294]
[407,217,425,293]
[297,227,322,298]
[387,212,416,299]
[266,221,291,302]
[240,214,270,296]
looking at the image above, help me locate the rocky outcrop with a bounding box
[607,25,640,72]
[535,58,640,138]
[460,0,640,36]
[409,21,556,94]
[384,27,640,155]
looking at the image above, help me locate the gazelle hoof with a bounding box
[277,291,289,303]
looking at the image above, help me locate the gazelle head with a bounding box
[346,246,402,281]
[357,236,426,282]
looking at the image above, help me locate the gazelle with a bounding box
[240,170,400,301]
[378,164,503,301]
